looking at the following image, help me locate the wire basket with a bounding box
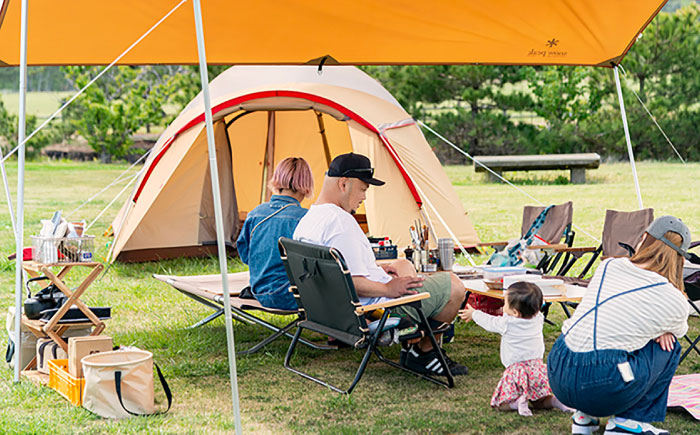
[31,235,95,264]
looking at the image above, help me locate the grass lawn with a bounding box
[0,92,73,120]
[0,160,699,434]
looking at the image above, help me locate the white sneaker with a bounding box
[572,410,600,434]
[604,417,669,435]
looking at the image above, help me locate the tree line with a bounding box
[0,4,697,163]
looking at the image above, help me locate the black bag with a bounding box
[23,276,68,320]
[39,306,111,323]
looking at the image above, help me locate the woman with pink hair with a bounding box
[236,157,314,310]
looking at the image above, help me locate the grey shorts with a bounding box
[393,272,452,322]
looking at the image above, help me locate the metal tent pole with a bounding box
[613,65,643,209]
[13,0,29,383]
[192,1,242,433]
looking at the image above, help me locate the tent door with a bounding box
[198,120,239,246]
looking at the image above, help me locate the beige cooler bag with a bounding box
[81,349,171,419]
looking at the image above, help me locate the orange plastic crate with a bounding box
[48,359,85,406]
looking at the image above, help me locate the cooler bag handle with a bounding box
[114,363,172,416]
[5,340,14,364]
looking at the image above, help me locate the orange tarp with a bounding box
[0,0,666,67]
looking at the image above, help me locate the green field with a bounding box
[0,161,698,434]
[0,91,73,119]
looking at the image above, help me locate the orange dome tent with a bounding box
[110,65,481,262]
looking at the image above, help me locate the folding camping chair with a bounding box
[478,201,575,274]
[680,245,700,364]
[474,201,574,319]
[278,237,454,394]
[154,272,332,355]
[555,208,654,278]
[542,208,654,319]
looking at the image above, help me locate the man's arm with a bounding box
[352,275,424,299]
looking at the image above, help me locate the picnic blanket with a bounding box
[668,374,700,420]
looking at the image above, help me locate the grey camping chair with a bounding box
[278,237,454,394]
[556,208,654,278]
[479,201,575,274]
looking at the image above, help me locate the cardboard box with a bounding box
[68,336,113,378]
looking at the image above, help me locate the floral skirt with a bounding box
[491,358,553,407]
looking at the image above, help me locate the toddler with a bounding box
[459,281,571,416]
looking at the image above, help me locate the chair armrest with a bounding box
[527,243,568,251]
[552,246,597,254]
[477,241,508,248]
[355,293,430,314]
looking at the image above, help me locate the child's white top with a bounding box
[472,311,544,368]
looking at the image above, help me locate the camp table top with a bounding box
[460,278,585,303]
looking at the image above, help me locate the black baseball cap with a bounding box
[326,153,385,186]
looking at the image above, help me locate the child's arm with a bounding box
[458,304,476,322]
[471,310,508,335]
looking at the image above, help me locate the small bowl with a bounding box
[484,279,503,290]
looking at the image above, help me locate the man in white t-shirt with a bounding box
[293,152,468,376]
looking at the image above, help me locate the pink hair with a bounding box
[268,157,314,198]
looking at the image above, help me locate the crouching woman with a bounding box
[547,216,690,435]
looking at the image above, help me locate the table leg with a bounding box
[23,355,37,371]
[45,328,69,353]
[41,265,103,331]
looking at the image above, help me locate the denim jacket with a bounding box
[236,195,307,310]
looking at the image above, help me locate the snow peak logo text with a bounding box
[528,38,567,58]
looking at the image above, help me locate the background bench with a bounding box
[473,153,601,184]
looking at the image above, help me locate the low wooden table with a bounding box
[20,261,106,371]
[461,278,585,320]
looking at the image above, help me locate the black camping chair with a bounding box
[278,237,454,394]
[680,242,700,364]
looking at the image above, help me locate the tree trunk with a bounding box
[100,150,112,164]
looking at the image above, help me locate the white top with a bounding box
[472,311,545,368]
[293,203,391,305]
[562,258,689,353]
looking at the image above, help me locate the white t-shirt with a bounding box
[562,257,688,353]
[293,203,390,305]
[472,311,545,368]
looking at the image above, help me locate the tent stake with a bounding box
[613,65,643,209]
[192,1,242,433]
[13,0,29,384]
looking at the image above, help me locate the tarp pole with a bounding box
[192,1,242,433]
[13,0,29,383]
[613,65,643,209]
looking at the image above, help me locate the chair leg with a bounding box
[231,307,334,353]
[680,334,700,364]
[187,308,225,329]
[283,321,383,395]
[679,299,700,364]
[541,302,555,326]
[559,302,571,319]
[237,319,299,356]
[376,309,454,388]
